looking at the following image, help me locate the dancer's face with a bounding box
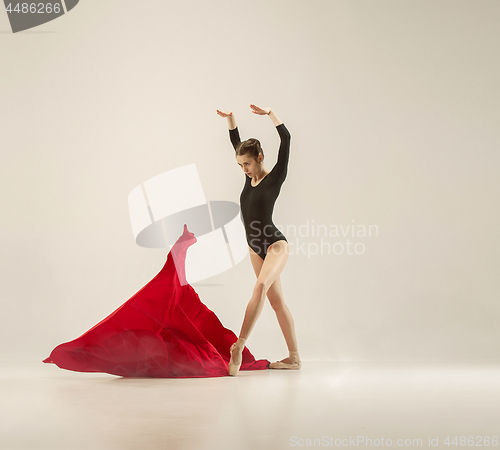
[236,154,262,178]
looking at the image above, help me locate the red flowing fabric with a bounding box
[43,225,269,377]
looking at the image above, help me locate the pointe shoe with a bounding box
[228,337,247,376]
[269,350,302,370]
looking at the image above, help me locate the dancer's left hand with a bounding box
[250,104,271,115]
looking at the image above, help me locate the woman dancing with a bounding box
[216,104,301,376]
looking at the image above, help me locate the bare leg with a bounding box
[239,241,289,339]
[228,241,290,375]
[267,276,300,354]
[247,246,301,367]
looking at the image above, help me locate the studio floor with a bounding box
[0,361,498,450]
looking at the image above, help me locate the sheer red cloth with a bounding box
[43,224,269,377]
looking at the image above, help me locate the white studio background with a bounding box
[0,0,498,363]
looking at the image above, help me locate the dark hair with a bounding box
[236,138,264,162]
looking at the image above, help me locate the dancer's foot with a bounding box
[228,337,247,376]
[269,350,301,370]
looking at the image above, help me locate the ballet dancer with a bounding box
[216,104,301,376]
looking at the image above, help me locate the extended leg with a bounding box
[239,241,289,340]
[267,275,299,352]
[248,247,299,354]
[266,275,301,369]
[228,241,289,376]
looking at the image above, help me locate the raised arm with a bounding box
[269,122,291,183]
[216,109,240,151]
[250,105,291,184]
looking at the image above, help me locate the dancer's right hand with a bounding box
[216,109,233,118]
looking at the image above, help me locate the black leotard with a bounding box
[229,123,291,260]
